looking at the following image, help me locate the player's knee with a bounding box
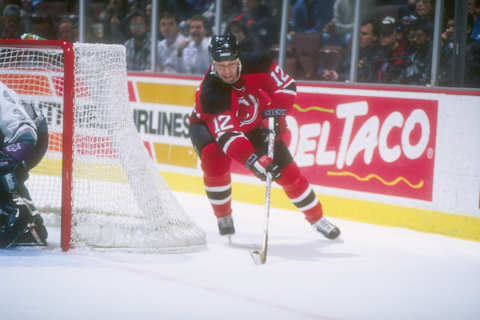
[201,143,230,176]
[276,161,302,187]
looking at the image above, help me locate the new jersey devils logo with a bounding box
[238,94,259,126]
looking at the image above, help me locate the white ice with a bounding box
[2,191,480,320]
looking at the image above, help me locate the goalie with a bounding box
[189,34,340,240]
[0,80,48,248]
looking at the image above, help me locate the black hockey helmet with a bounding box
[209,34,239,62]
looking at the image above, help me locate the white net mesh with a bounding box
[0,42,206,251]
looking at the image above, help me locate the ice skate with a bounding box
[217,214,235,236]
[312,217,340,240]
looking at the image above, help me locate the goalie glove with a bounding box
[245,152,281,181]
[262,107,287,137]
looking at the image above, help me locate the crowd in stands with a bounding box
[0,0,478,87]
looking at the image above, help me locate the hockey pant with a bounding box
[191,124,323,223]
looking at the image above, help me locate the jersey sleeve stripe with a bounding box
[280,79,296,90]
[275,88,297,96]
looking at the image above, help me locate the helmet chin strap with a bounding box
[237,59,242,80]
[210,63,216,76]
[228,59,242,84]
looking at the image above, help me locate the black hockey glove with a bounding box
[245,152,281,181]
[262,108,287,137]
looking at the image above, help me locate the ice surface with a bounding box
[2,192,480,320]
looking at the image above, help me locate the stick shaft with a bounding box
[254,117,275,264]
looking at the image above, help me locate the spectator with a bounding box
[290,0,334,34]
[18,0,34,32]
[465,40,480,87]
[30,13,55,40]
[180,15,211,75]
[88,22,105,43]
[441,16,454,52]
[371,16,408,83]
[406,0,417,12]
[399,21,432,84]
[1,4,22,39]
[232,0,276,55]
[227,20,255,55]
[413,0,433,23]
[439,14,480,87]
[202,0,241,34]
[319,18,380,82]
[165,0,208,23]
[322,0,355,47]
[145,1,152,26]
[465,3,480,86]
[124,11,152,72]
[57,17,77,42]
[155,11,187,73]
[468,0,480,43]
[99,0,130,43]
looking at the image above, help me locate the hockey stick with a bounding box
[250,117,275,265]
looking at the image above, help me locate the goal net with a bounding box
[0,40,206,252]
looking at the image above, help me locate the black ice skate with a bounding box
[217,214,235,236]
[312,217,340,240]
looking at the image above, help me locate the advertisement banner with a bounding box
[128,78,439,202]
[286,93,437,201]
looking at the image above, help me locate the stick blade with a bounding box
[250,231,269,265]
[250,249,267,265]
[250,250,264,265]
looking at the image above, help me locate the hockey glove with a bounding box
[245,152,281,181]
[262,108,287,137]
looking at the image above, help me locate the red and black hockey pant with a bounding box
[189,122,323,223]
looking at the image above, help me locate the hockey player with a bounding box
[0,80,48,248]
[189,34,340,239]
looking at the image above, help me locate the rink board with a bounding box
[27,73,480,242]
[126,73,480,242]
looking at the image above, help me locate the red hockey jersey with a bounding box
[192,55,296,164]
